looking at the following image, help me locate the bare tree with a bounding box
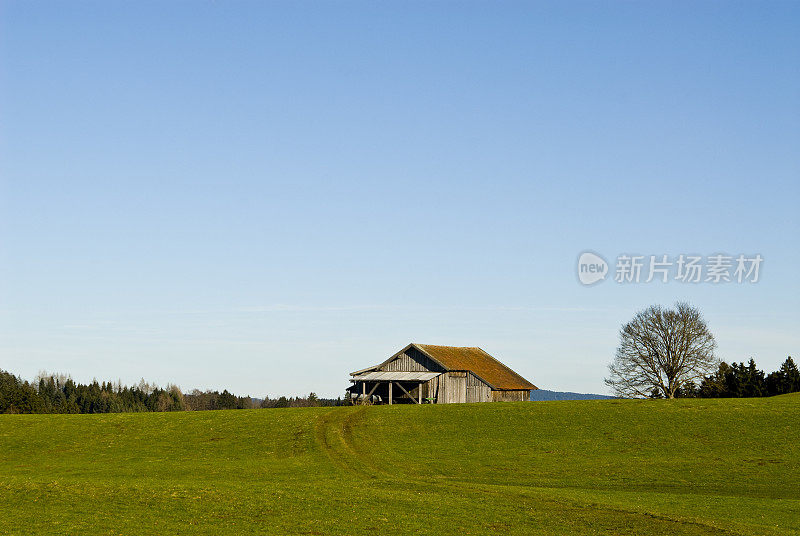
[605,302,717,399]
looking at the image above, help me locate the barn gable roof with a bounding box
[352,343,536,391]
[415,344,537,391]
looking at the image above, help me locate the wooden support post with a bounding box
[388,382,393,405]
[419,382,422,404]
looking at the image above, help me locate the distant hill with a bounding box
[530,389,616,401]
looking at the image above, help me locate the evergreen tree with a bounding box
[740,359,767,397]
[699,362,731,397]
[779,356,800,393]
[767,356,800,395]
[217,390,238,410]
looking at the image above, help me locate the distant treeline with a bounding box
[0,370,342,414]
[656,356,800,399]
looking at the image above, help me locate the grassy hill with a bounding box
[1,396,798,535]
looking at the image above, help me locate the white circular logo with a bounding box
[577,251,608,285]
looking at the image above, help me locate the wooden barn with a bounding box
[347,343,537,404]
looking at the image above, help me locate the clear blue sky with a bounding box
[1,1,798,397]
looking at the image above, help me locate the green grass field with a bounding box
[1,395,798,535]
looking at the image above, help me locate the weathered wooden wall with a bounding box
[381,346,446,373]
[491,390,529,402]
[421,375,439,401]
[374,347,510,404]
[466,372,492,403]
[438,372,466,403]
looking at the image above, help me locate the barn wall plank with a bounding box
[466,372,492,403]
[491,390,529,402]
[381,347,446,373]
[442,372,467,403]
